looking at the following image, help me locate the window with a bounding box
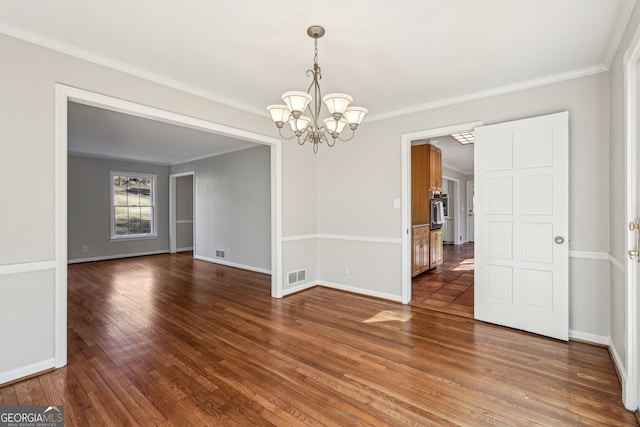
[111,172,157,239]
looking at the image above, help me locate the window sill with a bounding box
[110,234,158,242]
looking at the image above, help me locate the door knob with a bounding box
[554,236,565,244]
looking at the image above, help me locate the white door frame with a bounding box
[54,84,283,369]
[169,171,195,254]
[442,175,460,244]
[400,121,482,303]
[467,180,475,243]
[623,24,640,410]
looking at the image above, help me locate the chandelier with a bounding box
[267,26,368,153]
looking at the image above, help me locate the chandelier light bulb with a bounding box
[289,115,311,134]
[323,93,353,118]
[344,106,369,127]
[323,117,347,135]
[282,91,312,116]
[266,105,291,126]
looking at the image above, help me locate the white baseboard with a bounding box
[283,281,317,296]
[608,340,636,410]
[68,250,170,264]
[0,358,55,385]
[194,255,271,275]
[282,280,402,302]
[569,329,609,346]
[176,247,194,252]
[317,280,402,302]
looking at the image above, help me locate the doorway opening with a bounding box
[400,121,481,308]
[54,84,283,369]
[170,172,195,255]
[408,134,476,318]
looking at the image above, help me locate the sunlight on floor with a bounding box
[453,258,475,271]
[363,310,414,323]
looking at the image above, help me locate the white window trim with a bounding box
[110,171,158,240]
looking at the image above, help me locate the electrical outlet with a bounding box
[343,266,349,275]
[82,245,88,253]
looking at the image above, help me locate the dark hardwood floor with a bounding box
[0,253,636,426]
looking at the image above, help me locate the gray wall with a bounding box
[175,174,193,251]
[68,154,170,261]
[608,2,640,382]
[0,15,633,386]
[314,71,611,335]
[171,146,271,271]
[0,32,295,383]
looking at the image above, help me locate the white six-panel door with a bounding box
[474,112,569,341]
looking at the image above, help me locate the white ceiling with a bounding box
[427,136,475,175]
[0,0,635,163]
[67,102,258,165]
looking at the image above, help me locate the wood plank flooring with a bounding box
[0,253,636,426]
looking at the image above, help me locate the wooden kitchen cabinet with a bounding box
[412,143,443,276]
[429,229,443,269]
[429,145,442,192]
[411,143,442,225]
[411,145,430,226]
[412,226,430,277]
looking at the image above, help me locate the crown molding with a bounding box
[0,23,613,124]
[365,64,608,123]
[68,151,171,166]
[0,23,268,118]
[602,0,637,68]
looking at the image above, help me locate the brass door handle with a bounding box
[629,219,640,261]
[554,236,564,244]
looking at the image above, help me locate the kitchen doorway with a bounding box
[401,122,478,317]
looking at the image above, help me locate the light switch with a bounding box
[393,199,400,209]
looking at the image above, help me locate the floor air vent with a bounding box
[288,269,307,285]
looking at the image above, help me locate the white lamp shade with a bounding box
[289,115,311,132]
[344,106,368,125]
[323,93,353,115]
[323,118,347,134]
[267,104,291,123]
[282,91,312,114]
